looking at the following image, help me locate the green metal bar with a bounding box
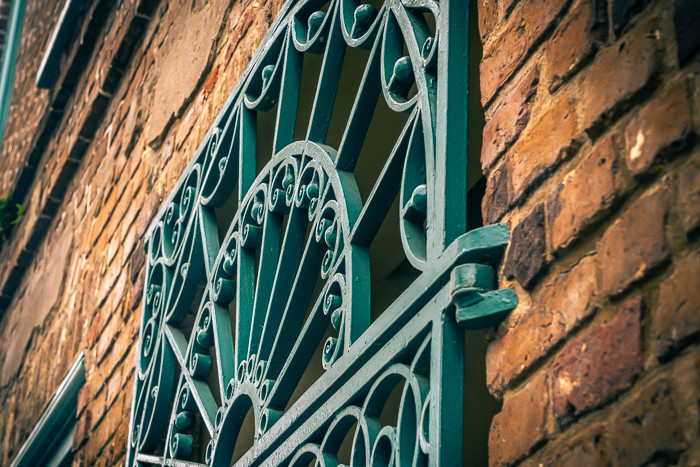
[432,0,469,258]
[430,310,464,465]
[0,0,27,155]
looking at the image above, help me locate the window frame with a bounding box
[11,351,86,467]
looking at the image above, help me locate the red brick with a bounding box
[176,93,205,149]
[553,426,608,466]
[111,419,130,458]
[507,95,580,204]
[478,0,498,42]
[131,267,145,311]
[625,84,694,176]
[546,0,606,91]
[598,184,670,297]
[487,255,597,394]
[205,64,220,98]
[489,372,549,466]
[654,250,700,359]
[482,66,539,170]
[611,377,688,465]
[130,240,146,281]
[480,0,569,105]
[669,351,700,445]
[107,391,125,437]
[88,388,108,431]
[77,384,89,418]
[159,133,175,172]
[501,0,518,18]
[548,132,622,252]
[582,17,663,134]
[96,315,121,363]
[503,203,547,290]
[552,296,643,422]
[106,367,123,407]
[135,193,161,239]
[678,152,700,236]
[73,410,91,449]
[523,424,609,467]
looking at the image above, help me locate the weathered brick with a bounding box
[523,423,609,467]
[96,315,121,363]
[130,267,145,312]
[107,390,125,438]
[552,296,643,422]
[507,96,580,204]
[88,388,108,431]
[135,193,161,239]
[673,0,700,63]
[130,241,146,283]
[487,255,597,394]
[483,163,508,224]
[546,0,606,91]
[669,351,700,446]
[501,0,518,18]
[489,372,549,467]
[76,384,89,418]
[625,83,694,176]
[503,203,547,290]
[480,0,568,105]
[598,184,669,297]
[611,377,688,465]
[548,132,622,252]
[582,17,663,134]
[73,410,90,449]
[678,152,700,236]
[553,425,608,466]
[478,0,498,42]
[106,367,123,407]
[654,250,700,359]
[482,66,539,170]
[111,419,130,459]
[205,64,220,98]
[176,93,205,149]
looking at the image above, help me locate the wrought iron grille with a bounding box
[127,0,517,465]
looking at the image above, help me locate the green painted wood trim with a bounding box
[10,351,86,467]
[0,0,27,155]
[36,0,85,89]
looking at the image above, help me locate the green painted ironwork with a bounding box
[127,0,516,465]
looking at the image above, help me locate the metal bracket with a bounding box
[450,263,517,330]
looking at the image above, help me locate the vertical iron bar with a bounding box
[430,298,464,465]
[432,0,469,258]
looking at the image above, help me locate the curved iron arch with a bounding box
[127,0,517,465]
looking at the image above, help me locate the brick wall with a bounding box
[0,0,697,465]
[0,0,64,198]
[480,0,700,465]
[0,0,284,464]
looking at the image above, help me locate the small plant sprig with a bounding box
[0,196,25,242]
